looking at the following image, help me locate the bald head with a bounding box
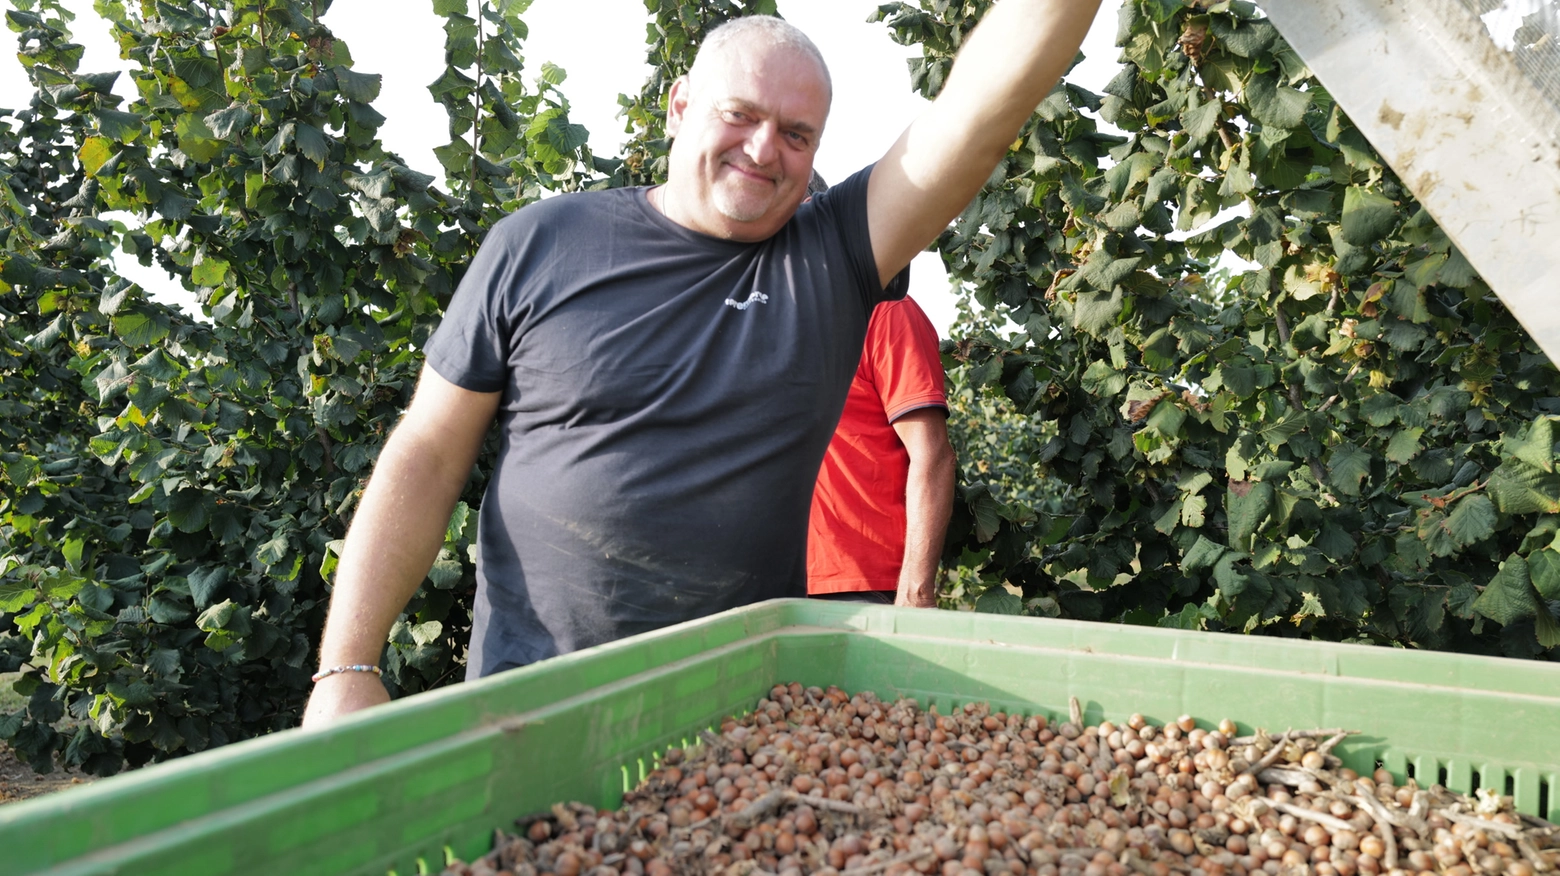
[688,15,833,107]
[657,15,833,242]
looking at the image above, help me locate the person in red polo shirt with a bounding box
[807,294,957,607]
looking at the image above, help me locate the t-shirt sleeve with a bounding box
[864,297,948,422]
[815,164,910,307]
[422,213,529,394]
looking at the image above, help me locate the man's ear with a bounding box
[665,75,691,138]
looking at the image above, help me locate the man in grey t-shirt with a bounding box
[303,0,1102,727]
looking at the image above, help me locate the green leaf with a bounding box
[295,124,330,167]
[1245,73,1310,130]
[409,620,444,646]
[1535,604,1560,649]
[1182,536,1227,573]
[166,488,211,533]
[244,171,265,209]
[1359,393,1400,428]
[1506,417,1555,473]
[1327,443,1372,497]
[190,256,229,287]
[1212,552,1250,598]
[1213,360,1258,398]
[1489,460,1560,515]
[1076,253,1142,291]
[544,118,590,156]
[131,348,182,381]
[1081,360,1127,397]
[1315,523,1356,562]
[188,567,227,609]
[1227,480,1274,547]
[1530,549,1560,601]
[967,486,1003,543]
[112,307,171,346]
[1294,591,1327,620]
[204,104,253,141]
[1181,494,1208,528]
[0,581,35,613]
[1472,555,1541,626]
[94,109,143,143]
[333,67,382,103]
[1385,427,1425,464]
[446,501,471,543]
[427,554,464,589]
[1179,471,1215,495]
[975,587,1023,615]
[79,136,116,177]
[1290,312,1328,351]
[174,113,223,163]
[1157,604,1207,630]
[1340,186,1398,245]
[147,595,192,625]
[255,533,290,566]
[1072,287,1125,336]
[1445,495,1496,547]
[1211,17,1278,58]
[1258,415,1305,449]
[1182,98,1221,143]
[195,599,250,635]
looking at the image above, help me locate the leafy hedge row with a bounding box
[0,0,616,773]
[898,0,1560,656]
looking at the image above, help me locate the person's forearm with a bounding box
[304,369,498,728]
[931,0,1103,164]
[897,450,957,606]
[869,0,1103,280]
[315,430,474,668]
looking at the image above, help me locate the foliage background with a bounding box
[919,0,1560,656]
[1,0,1557,778]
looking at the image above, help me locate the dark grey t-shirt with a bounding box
[425,165,907,677]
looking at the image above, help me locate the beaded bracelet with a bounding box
[311,664,383,683]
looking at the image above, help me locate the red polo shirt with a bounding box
[807,297,948,594]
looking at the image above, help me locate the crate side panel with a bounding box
[27,636,786,876]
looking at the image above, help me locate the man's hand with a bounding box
[301,366,499,730]
[867,0,1104,286]
[894,584,937,609]
[892,408,956,608]
[301,672,391,727]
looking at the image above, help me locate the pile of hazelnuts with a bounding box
[442,683,1557,876]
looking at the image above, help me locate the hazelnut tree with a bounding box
[894,0,1560,657]
[0,0,614,773]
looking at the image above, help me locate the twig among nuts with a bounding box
[1241,730,1292,778]
[1269,800,1359,834]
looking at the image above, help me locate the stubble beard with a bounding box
[712,159,781,223]
[713,186,774,223]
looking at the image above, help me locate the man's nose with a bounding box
[743,122,781,167]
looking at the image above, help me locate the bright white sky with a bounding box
[0,0,1123,336]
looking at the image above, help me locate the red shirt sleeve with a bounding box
[862,297,948,421]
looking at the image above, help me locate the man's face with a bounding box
[663,39,830,242]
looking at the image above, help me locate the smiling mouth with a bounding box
[721,162,777,185]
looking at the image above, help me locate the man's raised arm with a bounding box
[301,366,499,728]
[868,0,1103,284]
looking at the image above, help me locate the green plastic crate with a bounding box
[2,599,1556,876]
